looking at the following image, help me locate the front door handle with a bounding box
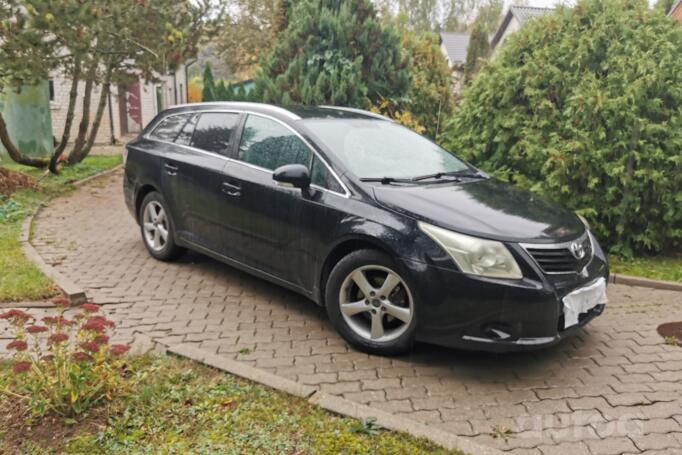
[222,181,241,197]
[164,163,179,176]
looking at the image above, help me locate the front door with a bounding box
[220,114,316,285]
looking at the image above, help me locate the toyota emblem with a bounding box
[569,242,585,260]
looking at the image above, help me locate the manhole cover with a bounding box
[657,322,682,345]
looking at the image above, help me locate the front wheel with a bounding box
[326,249,417,356]
[139,191,184,261]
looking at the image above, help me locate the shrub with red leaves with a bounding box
[48,333,69,345]
[79,341,100,353]
[80,304,100,313]
[94,334,109,345]
[109,344,131,356]
[51,296,70,307]
[0,309,32,323]
[26,325,49,334]
[12,361,31,374]
[71,352,94,362]
[7,339,28,351]
[2,301,130,417]
[43,316,74,327]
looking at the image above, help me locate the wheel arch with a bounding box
[135,184,159,222]
[317,235,397,307]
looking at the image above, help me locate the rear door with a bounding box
[147,113,193,235]
[174,111,242,255]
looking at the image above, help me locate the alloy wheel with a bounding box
[142,201,168,252]
[338,265,414,343]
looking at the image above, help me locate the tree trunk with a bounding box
[0,112,48,168]
[69,65,113,165]
[50,59,82,173]
[68,61,97,164]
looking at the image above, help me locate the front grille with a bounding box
[523,232,593,274]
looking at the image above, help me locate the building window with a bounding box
[48,80,55,102]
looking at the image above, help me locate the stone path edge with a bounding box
[159,338,504,455]
[610,272,682,292]
[18,164,124,305]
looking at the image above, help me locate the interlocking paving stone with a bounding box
[0,168,679,453]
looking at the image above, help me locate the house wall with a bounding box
[0,82,53,160]
[440,42,453,69]
[492,17,521,56]
[50,66,187,146]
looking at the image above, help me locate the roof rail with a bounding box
[167,102,301,120]
[318,105,394,122]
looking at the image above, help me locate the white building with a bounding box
[490,6,555,55]
[49,66,188,145]
[439,32,470,94]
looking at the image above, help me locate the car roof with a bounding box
[161,102,391,123]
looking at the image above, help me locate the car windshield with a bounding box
[301,118,471,180]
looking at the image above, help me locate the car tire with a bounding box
[326,249,417,356]
[138,191,184,261]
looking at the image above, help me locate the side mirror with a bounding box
[273,164,310,189]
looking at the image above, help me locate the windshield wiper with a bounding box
[410,172,462,182]
[359,177,415,184]
[450,169,488,179]
[410,169,487,182]
[360,170,488,185]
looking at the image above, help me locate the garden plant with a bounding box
[1,297,130,417]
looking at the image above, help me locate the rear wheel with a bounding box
[139,191,184,261]
[326,249,417,356]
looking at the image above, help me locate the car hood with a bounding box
[372,179,584,243]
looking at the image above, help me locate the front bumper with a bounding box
[406,241,609,352]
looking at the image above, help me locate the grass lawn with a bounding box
[0,355,460,454]
[609,254,682,283]
[0,155,122,302]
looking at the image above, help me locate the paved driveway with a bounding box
[12,170,682,454]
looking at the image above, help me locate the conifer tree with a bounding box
[202,63,216,101]
[463,20,490,83]
[255,0,409,107]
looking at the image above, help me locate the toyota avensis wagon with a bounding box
[123,102,609,356]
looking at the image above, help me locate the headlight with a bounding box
[418,222,523,279]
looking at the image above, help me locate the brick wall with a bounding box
[672,4,682,21]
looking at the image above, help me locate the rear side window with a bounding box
[190,112,240,155]
[311,156,344,193]
[174,114,199,146]
[238,115,311,170]
[149,115,188,142]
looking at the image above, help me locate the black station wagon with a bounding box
[123,102,609,355]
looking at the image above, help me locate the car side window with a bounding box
[190,112,240,155]
[149,114,188,142]
[238,115,311,171]
[174,114,199,146]
[311,156,344,193]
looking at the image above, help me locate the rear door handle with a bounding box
[164,163,179,176]
[222,181,241,197]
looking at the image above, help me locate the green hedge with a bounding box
[442,0,682,256]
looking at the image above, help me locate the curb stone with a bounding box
[153,337,503,455]
[18,164,124,305]
[309,391,504,455]
[609,273,682,292]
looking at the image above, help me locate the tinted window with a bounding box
[238,115,311,170]
[150,115,188,142]
[190,112,240,155]
[175,114,199,146]
[302,119,470,179]
[311,156,343,193]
